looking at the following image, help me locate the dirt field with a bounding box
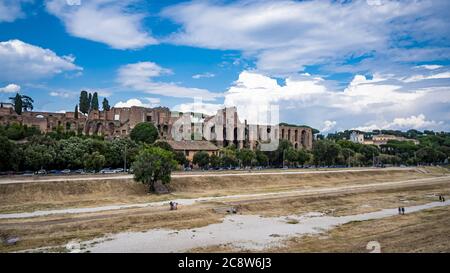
[0,167,449,252]
[0,168,444,213]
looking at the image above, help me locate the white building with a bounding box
[349,131,365,143]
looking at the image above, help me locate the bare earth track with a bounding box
[0,167,449,252]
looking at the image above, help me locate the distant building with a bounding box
[371,134,419,146]
[0,105,314,157]
[165,140,219,161]
[349,131,365,143]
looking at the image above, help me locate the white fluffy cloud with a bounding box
[0,0,30,23]
[162,0,450,76]
[114,98,159,108]
[173,102,223,116]
[222,70,449,131]
[354,114,444,131]
[321,120,337,133]
[0,39,82,81]
[117,61,220,101]
[403,71,450,83]
[45,0,157,49]
[0,83,20,93]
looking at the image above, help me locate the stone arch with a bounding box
[108,122,115,136]
[301,130,307,148]
[295,143,298,149]
[95,122,103,135]
[85,121,94,135]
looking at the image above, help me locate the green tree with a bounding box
[10,93,23,115]
[88,93,92,111]
[5,123,25,140]
[130,122,159,144]
[285,148,298,167]
[297,149,311,166]
[237,148,256,167]
[74,105,79,119]
[255,150,269,166]
[24,144,56,171]
[220,147,238,167]
[209,154,221,168]
[79,91,89,114]
[0,136,19,171]
[83,151,106,172]
[313,140,341,166]
[153,141,173,151]
[102,98,110,111]
[91,92,99,111]
[132,147,177,192]
[193,151,210,169]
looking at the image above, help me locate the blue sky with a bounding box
[0,0,449,133]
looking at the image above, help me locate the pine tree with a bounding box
[10,93,22,115]
[91,92,99,111]
[79,91,89,114]
[88,93,92,111]
[74,105,79,119]
[102,98,110,111]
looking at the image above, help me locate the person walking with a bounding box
[401,207,405,215]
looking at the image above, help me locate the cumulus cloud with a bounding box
[45,0,157,49]
[173,102,223,116]
[222,70,449,131]
[192,72,215,79]
[321,120,337,133]
[353,114,444,131]
[0,39,82,81]
[114,98,159,108]
[117,61,220,101]
[161,0,450,76]
[0,0,30,23]
[403,71,450,83]
[0,83,20,93]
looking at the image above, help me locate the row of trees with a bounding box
[78,90,110,115]
[0,121,160,172]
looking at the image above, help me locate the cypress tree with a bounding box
[10,93,22,115]
[88,93,92,111]
[102,98,110,111]
[91,92,99,111]
[79,91,89,114]
[74,105,79,119]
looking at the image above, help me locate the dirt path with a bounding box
[1,175,448,221]
[0,167,417,185]
[75,200,450,253]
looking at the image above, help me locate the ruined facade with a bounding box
[0,104,313,150]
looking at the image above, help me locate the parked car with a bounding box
[36,169,47,175]
[74,169,86,174]
[100,168,116,174]
[61,169,71,174]
[22,171,34,176]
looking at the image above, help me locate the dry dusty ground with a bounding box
[0,167,449,252]
[0,168,445,213]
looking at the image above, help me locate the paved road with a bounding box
[1,175,448,220]
[0,167,417,185]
